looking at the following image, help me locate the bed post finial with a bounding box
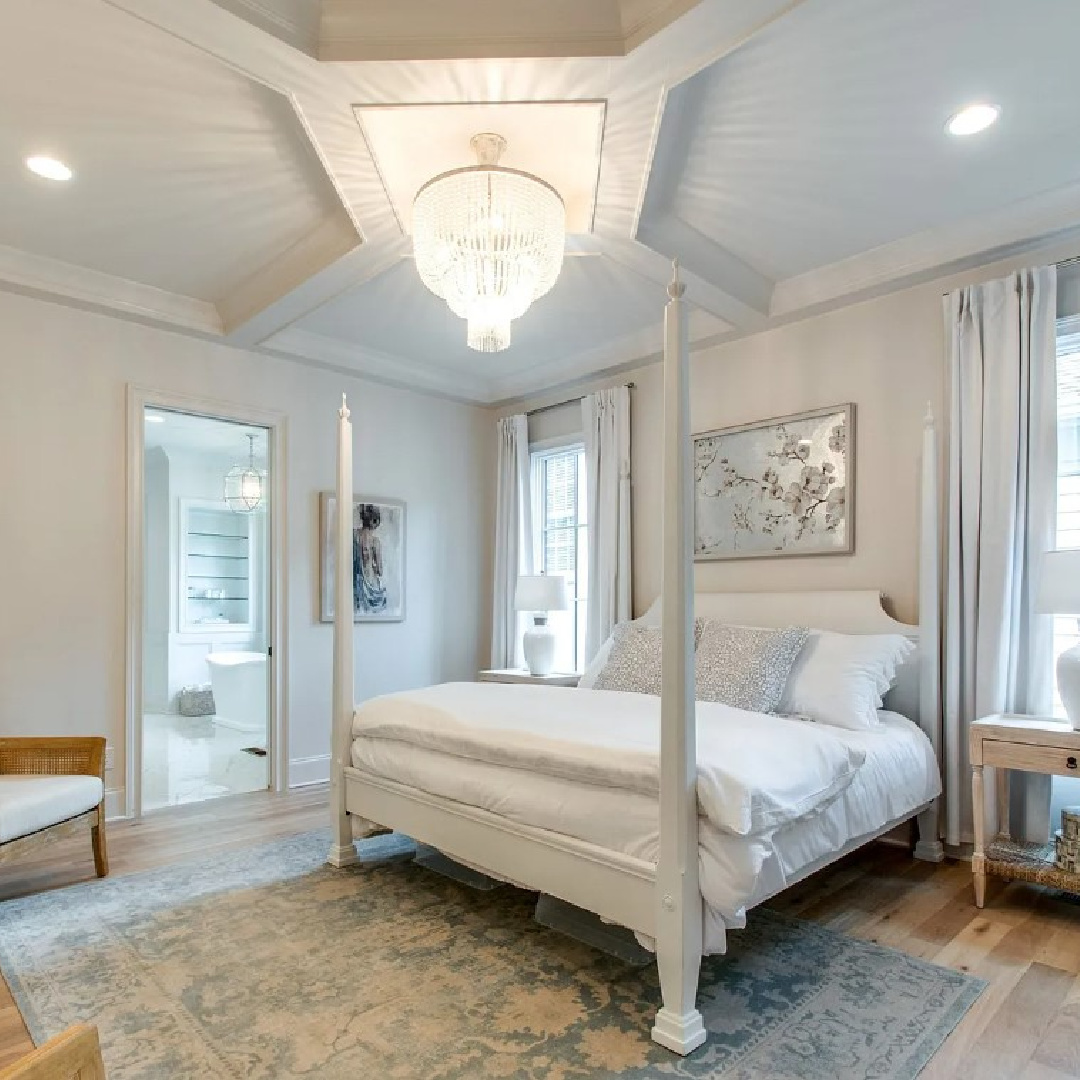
[340,393,350,421]
[667,259,685,301]
[924,401,934,428]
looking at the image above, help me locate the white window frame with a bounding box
[530,436,587,674]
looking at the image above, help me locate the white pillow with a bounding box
[779,630,914,731]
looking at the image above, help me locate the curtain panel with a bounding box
[491,414,532,669]
[942,265,1058,846]
[582,386,632,663]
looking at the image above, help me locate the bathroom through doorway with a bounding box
[139,407,273,812]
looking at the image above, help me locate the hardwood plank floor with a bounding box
[2,787,1079,1076]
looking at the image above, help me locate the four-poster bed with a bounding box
[326,267,944,1056]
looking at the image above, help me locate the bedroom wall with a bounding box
[0,288,490,812]
[500,241,1080,629]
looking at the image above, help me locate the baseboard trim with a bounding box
[290,755,331,788]
[105,788,127,821]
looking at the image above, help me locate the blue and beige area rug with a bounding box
[0,830,981,1079]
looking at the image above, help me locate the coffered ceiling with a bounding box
[2,0,1079,403]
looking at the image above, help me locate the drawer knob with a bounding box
[1069,757,1078,770]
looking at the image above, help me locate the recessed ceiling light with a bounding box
[145,414,166,424]
[946,103,1000,137]
[25,155,73,181]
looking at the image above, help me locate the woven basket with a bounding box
[178,685,215,717]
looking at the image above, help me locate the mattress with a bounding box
[350,693,939,954]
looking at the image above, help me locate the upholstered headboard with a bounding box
[639,589,931,737]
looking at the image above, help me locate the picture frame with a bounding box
[319,492,406,622]
[693,403,854,561]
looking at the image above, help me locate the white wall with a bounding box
[0,289,491,806]
[143,447,170,711]
[500,243,1080,627]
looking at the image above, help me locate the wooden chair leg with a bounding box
[91,805,108,878]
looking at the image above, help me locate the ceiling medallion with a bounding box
[412,133,566,353]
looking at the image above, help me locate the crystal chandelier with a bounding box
[223,433,265,514]
[412,133,566,353]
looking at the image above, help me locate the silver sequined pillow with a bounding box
[592,620,705,696]
[694,621,810,713]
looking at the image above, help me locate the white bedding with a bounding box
[350,682,939,953]
[352,682,865,836]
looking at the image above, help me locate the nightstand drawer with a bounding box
[982,739,1080,776]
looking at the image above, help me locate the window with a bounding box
[1052,318,1080,716]
[531,444,588,673]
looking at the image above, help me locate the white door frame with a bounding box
[125,384,289,819]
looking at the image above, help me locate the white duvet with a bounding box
[352,682,866,839]
[347,682,940,953]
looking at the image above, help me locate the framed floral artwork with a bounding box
[693,404,854,560]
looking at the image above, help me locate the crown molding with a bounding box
[264,327,490,403]
[0,245,222,334]
[771,179,1080,318]
[485,301,716,404]
[621,0,704,51]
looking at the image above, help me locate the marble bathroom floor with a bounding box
[142,713,268,812]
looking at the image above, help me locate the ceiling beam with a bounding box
[636,214,772,325]
[219,214,367,345]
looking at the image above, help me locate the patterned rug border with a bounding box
[0,829,357,1047]
[0,829,985,1078]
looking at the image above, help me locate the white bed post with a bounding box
[915,403,945,863]
[652,264,706,1056]
[328,395,359,868]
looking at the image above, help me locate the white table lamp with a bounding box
[514,574,570,676]
[1037,548,1080,729]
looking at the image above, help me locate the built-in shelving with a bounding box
[179,501,254,632]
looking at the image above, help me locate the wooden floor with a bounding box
[1,788,1079,1078]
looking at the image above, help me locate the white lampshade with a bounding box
[514,574,569,613]
[1037,549,1080,615]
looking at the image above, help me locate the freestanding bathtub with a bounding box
[205,651,267,736]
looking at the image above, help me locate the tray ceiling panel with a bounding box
[355,101,606,235]
[4,0,1080,403]
[644,0,1080,282]
[0,0,348,302]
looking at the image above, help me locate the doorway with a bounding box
[133,402,279,814]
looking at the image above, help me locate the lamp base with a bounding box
[523,616,556,677]
[1059,643,1080,731]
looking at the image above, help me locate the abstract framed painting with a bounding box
[319,493,406,622]
[693,404,854,561]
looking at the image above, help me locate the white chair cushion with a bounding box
[0,775,104,843]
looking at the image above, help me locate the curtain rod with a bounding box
[942,254,1080,297]
[527,382,635,417]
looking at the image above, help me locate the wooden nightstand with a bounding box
[970,713,1080,908]
[477,668,579,687]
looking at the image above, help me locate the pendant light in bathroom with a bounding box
[224,433,265,514]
